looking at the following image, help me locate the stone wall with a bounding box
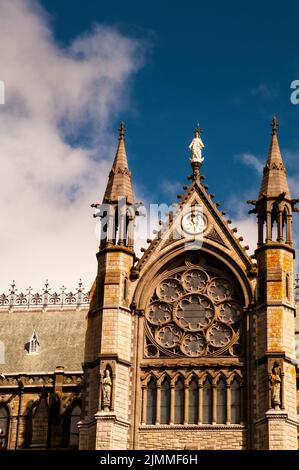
[137,426,246,450]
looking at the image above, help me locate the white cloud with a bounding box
[250,83,277,100]
[236,153,263,174]
[225,194,258,255]
[159,179,182,198]
[0,0,145,292]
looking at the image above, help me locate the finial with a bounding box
[77,279,83,292]
[194,123,203,136]
[119,121,126,139]
[271,115,278,136]
[43,279,50,294]
[10,281,16,294]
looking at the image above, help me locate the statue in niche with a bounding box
[102,368,112,411]
[189,127,205,163]
[270,363,281,410]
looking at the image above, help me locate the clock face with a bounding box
[181,210,207,235]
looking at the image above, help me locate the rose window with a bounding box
[174,294,214,331]
[207,323,232,347]
[155,325,181,348]
[218,301,242,324]
[207,278,233,301]
[145,264,242,358]
[157,279,183,302]
[146,302,172,325]
[181,334,206,357]
[182,269,208,292]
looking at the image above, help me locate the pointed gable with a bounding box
[135,174,255,279]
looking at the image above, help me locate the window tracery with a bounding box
[144,259,243,358]
[141,372,242,426]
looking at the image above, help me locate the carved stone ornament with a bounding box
[102,368,112,411]
[270,362,281,410]
[144,259,242,358]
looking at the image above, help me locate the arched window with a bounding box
[29,331,39,355]
[123,276,128,301]
[217,378,227,424]
[146,379,157,425]
[286,273,290,300]
[68,405,81,448]
[0,405,9,450]
[188,378,198,424]
[160,378,170,424]
[174,378,184,424]
[231,379,241,424]
[31,395,49,448]
[202,378,212,424]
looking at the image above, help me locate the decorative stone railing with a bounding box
[0,280,90,310]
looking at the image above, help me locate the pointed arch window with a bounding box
[146,379,157,425]
[0,405,9,450]
[160,378,170,424]
[31,395,49,448]
[188,378,198,424]
[202,378,212,424]
[68,405,81,448]
[231,379,241,424]
[174,378,184,424]
[29,331,39,355]
[217,378,227,424]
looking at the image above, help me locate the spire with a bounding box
[258,115,290,199]
[103,122,134,205]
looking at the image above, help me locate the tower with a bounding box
[249,116,298,449]
[79,123,136,449]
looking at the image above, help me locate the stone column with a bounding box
[170,384,175,425]
[226,384,231,425]
[141,385,147,425]
[198,385,203,424]
[155,385,161,425]
[212,385,217,425]
[184,383,189,425]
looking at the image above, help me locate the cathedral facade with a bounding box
[0,118,299,450]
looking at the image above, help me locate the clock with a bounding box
[181,209,207,235]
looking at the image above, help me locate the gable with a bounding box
[133,177,256,284]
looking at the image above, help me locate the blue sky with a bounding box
[41,0,299,207]
[1,0,299,291]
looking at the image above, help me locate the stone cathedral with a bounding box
[0,118,299,450]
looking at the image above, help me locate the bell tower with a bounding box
[79,123,136,450]
[249,116,298,449]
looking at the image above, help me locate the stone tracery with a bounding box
[144,260,243,358]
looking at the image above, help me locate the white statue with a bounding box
[189,128,204,163]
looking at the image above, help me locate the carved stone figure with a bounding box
[270,363,281,410]
[102,368,112,411]
[189,128,205,163]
